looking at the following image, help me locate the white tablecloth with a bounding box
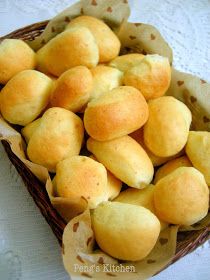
[0,1,209,279]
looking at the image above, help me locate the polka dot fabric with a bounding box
[166,68,210,132]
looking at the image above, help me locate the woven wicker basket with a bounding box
[1,21,209,270]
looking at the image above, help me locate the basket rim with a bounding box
[0,20,49,40]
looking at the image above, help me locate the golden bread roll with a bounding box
[92,201,160,261]
[90,155,122,200]
[66,16,120,62]
[109,53,145,72]
[106,171,122,200]
[87,135,154,188]
[0,70,53,125]
[114,185,168,230]
[56,156,108,209]
[27,107,84,172]
[50,175,88,221]
[154,167,209,225]
[37,27,99,76]
[130,128,183,166]
[0,39,36,84]
[50,66,92,112]
[186,131,210,185]
[115,184,155,211]
[21,118,41,143]
[154,156,192,184]
[90,65,123,100]
[124,54,171,100]
[84,86,149,141]
[144,96,192,157]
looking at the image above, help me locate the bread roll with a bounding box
[92,201,160,261]
[84,86,149,141]
[51,175,89,221]
[87,135,154,188]
[37,27,99,76]
[106,171,122,200]
[27,107,84,172]
[109,53,144,72]
[21,118,41,144]
[48,177,88,221]
[50,66,92,112]
[56,156,108,209]
[130,128,184,166]
[144,96,192,157]
[0,39,36,84]
[90,65,123,100]
[154,167,209,225]
[114,185,168,230]
[115,184,155,211]
[90,155,122,200]
[124,54,171,100]
[66,16,120,62]
[0,70,53,125]
[154,156,192,184]
[186,131,210,185]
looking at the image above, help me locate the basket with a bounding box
[1,21,209,270]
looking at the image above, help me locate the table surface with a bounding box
[0,1,209,280]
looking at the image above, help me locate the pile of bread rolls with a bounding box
[0,15,209,262]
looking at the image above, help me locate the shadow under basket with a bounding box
[1,21,210,270]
